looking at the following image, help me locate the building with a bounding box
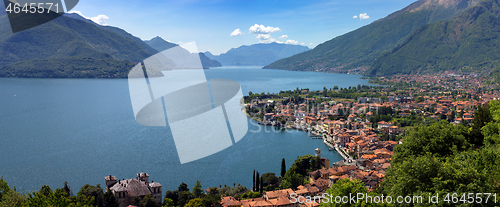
[105,172,162,207]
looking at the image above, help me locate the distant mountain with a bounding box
[367,0,500,76]
[144,36,221,68]
[206,42,309,66]
[199,52,222,68]
[144,36,178,52]
[264,0,481,73]
[0,11,163,78]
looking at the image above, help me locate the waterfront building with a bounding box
[104,172,162,207]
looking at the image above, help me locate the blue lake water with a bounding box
[0,66,372,192]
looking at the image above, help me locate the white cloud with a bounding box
[276,40,283,44]
[279,35,288,39]
[359,13,370,20]
[353,13,369,20]
[310,43,313,45]
[90,15,109,25]
[69,10,109,25]
[300,43,305,45]
[249,24,281,34]
[256,34,276,43]
[285,39,299,45]
[230,28,243,36]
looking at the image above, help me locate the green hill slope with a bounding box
[264,0,480,73]
[367,0,500,76]
[0,10,164,78]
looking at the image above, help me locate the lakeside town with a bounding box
[230,72,500,206]
[1,72,499,207]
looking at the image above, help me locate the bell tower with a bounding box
[315,148,321,158]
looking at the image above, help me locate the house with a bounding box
[105,173,162,207]
[377,121,393,130]
[388,126,398,134]
[263,189,294,200]
[221,196,243,207]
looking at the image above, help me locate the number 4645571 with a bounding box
[5,3,59,14]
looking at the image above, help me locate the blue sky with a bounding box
[71,0,417,55]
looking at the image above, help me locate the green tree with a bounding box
[178,190,194,207]
[77,184,104,207]
[253,170,256,192]
[259,176,263,193]
[185,198,203,207]
[281,171,301,190]
[255,171,260,192]
[469,103,492,146]
[320,178,381,207]
[63,181,71,197]
[162,198,174,207]
[192,180,203,198]
[0,177,24,207]
[164,190,178,206]
[39,185,52,197]
[261,173,279,186]
[178,182,189,193]
[134,194,159,207]
[280,158,286,178]
[103,189,119,207]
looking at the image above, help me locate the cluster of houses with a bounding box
[218,147,395,207]
[239,84,500,207]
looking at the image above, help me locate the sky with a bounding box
[69,0,417,55]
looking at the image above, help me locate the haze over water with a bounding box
[0,66,372,192]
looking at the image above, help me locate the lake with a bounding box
[0,66,372,192]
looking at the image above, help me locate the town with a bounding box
[230,72,500,206]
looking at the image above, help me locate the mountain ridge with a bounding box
[0,11,164,78]
[144,36,222,68]
[367,0,500,76]
[263,0,481,73]
[207,42,309,66]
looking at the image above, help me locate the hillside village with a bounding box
[232,72,500,206]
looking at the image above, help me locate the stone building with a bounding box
[104,172,162,207]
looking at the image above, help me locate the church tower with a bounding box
[315,148,321,158]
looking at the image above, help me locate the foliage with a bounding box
[134,194,159,207]
[77,184,104,207]
[236,191,261,200]
[320,178,384,207]
[162,198,174,207]
[380,116,500,206]
[192,180,203,198]
[103,190,118,207]
[281,171,301,191]
[0,57,163,78]
[184,198,203,207]
[280,154,321,190]
[261,173,279,186]
[391,120,470,163]
[281,158,286,178]
[469,103,493,146]
[0,13,156,66]
[218,185,247,196]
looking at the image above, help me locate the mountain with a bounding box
[199,52,222,68]
[144,36,178,52]
[144,36,222,68]
[207,42,309,66]
[264,0,481,73]
[367,0,500,76]
[0,11,163,78]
